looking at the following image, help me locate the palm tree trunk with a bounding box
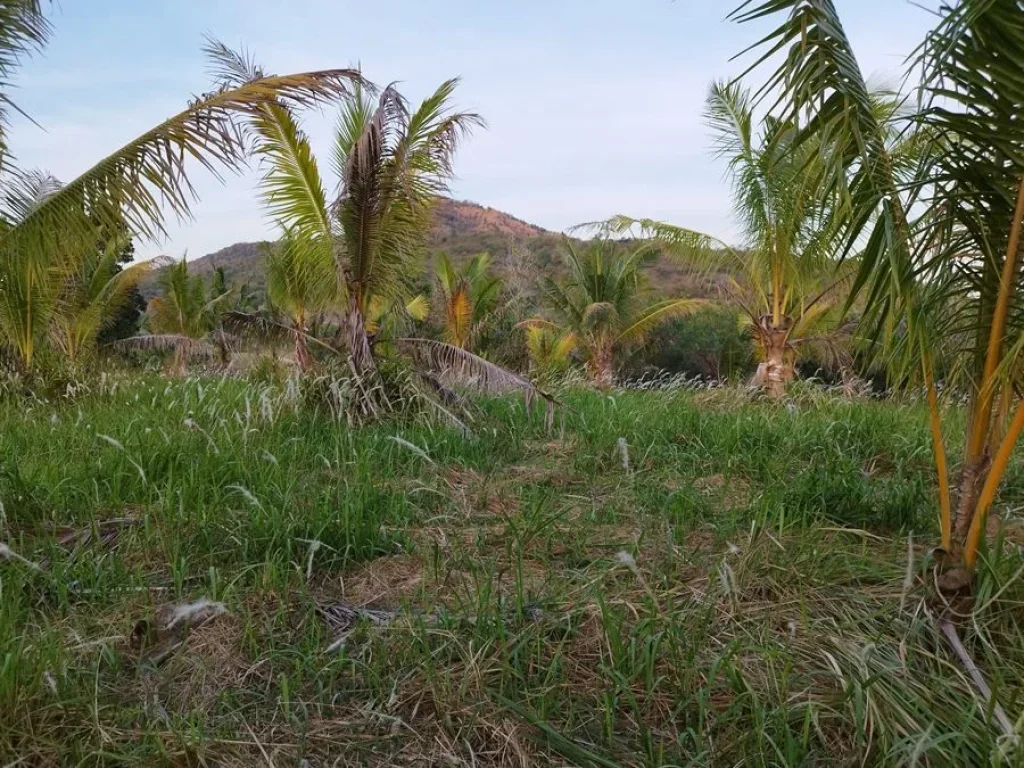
[753,320,793,398]
[953,456,989,541]
[171,343,187,376]
[346,297,376,380]
[294,326,312,371]
[589,342,614,389]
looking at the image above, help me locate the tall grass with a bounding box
[1,375,1022,765]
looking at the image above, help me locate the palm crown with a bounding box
[226,52,483,376]
[434,252,503,351]
[530,239,703,387]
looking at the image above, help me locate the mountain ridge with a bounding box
[158,198,710,299]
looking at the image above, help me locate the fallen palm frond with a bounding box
[938,618,1015,740]
[112,333,221,359]
[398,337,559,429]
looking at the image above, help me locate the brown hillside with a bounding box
[432,199,549,239]
[150,198,714,300]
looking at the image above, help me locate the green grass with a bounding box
[2,376,1024,765]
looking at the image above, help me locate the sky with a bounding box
[8,1,937,261]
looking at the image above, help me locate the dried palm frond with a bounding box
[113,333,218,357]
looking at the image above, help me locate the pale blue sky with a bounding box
[9,1,936,259]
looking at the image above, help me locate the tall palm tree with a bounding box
[211,40,483,376]
[0,11,362,367]
[434,252,502,351]
[728,0,1024,580]
[593,82,859,397]
[526,239,704,388]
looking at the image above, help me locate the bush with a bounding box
[627,306,754,381]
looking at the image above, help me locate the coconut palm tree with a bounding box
[523,324,577,384]
[728,0,1024,581]
[0,8,362,369]
[264,236,340,370]
[434,252,502,351]
[50,234,155,366]
[593,82,862,397]
[209,39,482,374]
[129,258,233,374]
[526,239,704,388]
[215,53,557,422]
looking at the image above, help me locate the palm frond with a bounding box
[112,333,216,356]
[250,102,336,257]
[616,297,708,345]
[398,337,556,406]
[2,56,364,265]
[0,0,50,165]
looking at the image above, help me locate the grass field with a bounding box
[3,376,1024,766]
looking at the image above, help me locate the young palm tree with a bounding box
[131,258,233,374]
[264,237,340,370]
[434,252,502,351]
[729,0,1024,581]
[50,236,155,366]
[214,53,555,421]
[210,39,483,375]
[593,82,857,397]
[0,9,362,368]
[523,324,577,384]
[526,239,704,388]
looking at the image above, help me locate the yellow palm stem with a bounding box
[922,351,952,551]
[967,174,1024,460]
[964,397,1024,571]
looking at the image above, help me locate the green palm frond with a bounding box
[265,234,340,325]
[0,0,49,165]
[2,47,364,268]
[51,246,160,363]
[728,0,916,325]
[616,297,708,345]
[251,102,335,253]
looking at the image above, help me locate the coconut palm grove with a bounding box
[3,0,1024,764]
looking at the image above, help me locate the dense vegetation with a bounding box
[2,0,1024,764]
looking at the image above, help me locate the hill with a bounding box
[153,198,713,299]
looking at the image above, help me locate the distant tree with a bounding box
[433,252,502,351]
[633,306,754,381]
[525,239,704,388]
[124,258,233,374]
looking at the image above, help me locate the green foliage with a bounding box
[433,252,502,350]
[531,238,704,384]
[628,305,754,380]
